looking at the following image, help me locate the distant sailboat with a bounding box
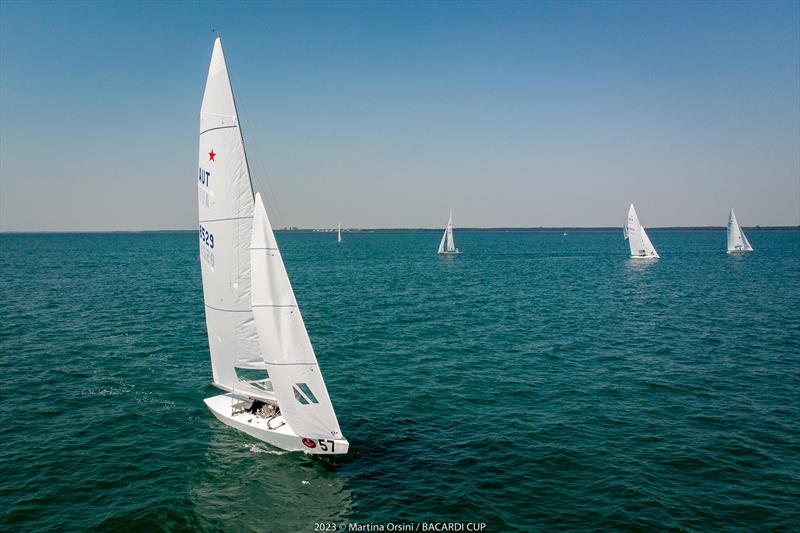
[198,37,347,454]
[337,222,342,243]
[727,208,753,253]
[625,204,659,259]
[438,209,461,255]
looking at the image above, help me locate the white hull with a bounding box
[630,254,659,259]
[205,393,349,455]
[438,250,463,255]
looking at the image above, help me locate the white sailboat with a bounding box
[727,208,753,253]
[198,37,347,454]
[437,209,461,255]
[625,204,659,259]
[337,222,342,243]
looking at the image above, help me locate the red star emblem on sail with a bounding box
[208,149,216,162]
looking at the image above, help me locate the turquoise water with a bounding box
[1,229,798,531]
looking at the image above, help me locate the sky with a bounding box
[1,1,798,231]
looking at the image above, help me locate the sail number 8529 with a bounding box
[199,225,214,249]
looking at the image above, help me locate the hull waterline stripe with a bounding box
[200,125,238,136]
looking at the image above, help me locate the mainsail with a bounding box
[438,210,457,253]
[727,209,753,253]
[198,37,267,396]
[625,204,659,258]
[337,222,342,243]
[250,193,343,440]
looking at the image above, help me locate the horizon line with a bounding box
[1,225,798,235]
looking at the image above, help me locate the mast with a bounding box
[222,36,256,202]
[445,209,455,252]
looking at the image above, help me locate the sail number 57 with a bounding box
[318,439,335,452]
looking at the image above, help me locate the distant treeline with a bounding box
[2,226,798,235]
[292,226,800,232]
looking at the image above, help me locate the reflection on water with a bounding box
[725,251,751,262]
[623,257,658,273]
[191,420,352,531]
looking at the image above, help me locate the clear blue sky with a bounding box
[1,1,798,231]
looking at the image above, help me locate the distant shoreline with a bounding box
[2,226,798,235]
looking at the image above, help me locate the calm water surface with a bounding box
[1,229,798,531]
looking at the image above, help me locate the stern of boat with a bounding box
[204,393,349,455]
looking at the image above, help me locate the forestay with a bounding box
[250,194,344,441]
[727,209,753,253]
[625,204,659,258]
[198,37,265,393]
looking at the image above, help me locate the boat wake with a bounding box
[244,443,288,456]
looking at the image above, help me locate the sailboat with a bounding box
[624,204,659,259]
[437,209,461,255]
[197,37,348,454]
[727,208,753,253]
[337,222,342,243]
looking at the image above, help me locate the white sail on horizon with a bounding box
[625,204,659,259]
[337,221,342,243]
[438,209,458,254]
[727,208,753,253]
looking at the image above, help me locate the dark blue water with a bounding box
[1,230,798,531]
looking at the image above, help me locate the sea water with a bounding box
[1,229,798,531]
